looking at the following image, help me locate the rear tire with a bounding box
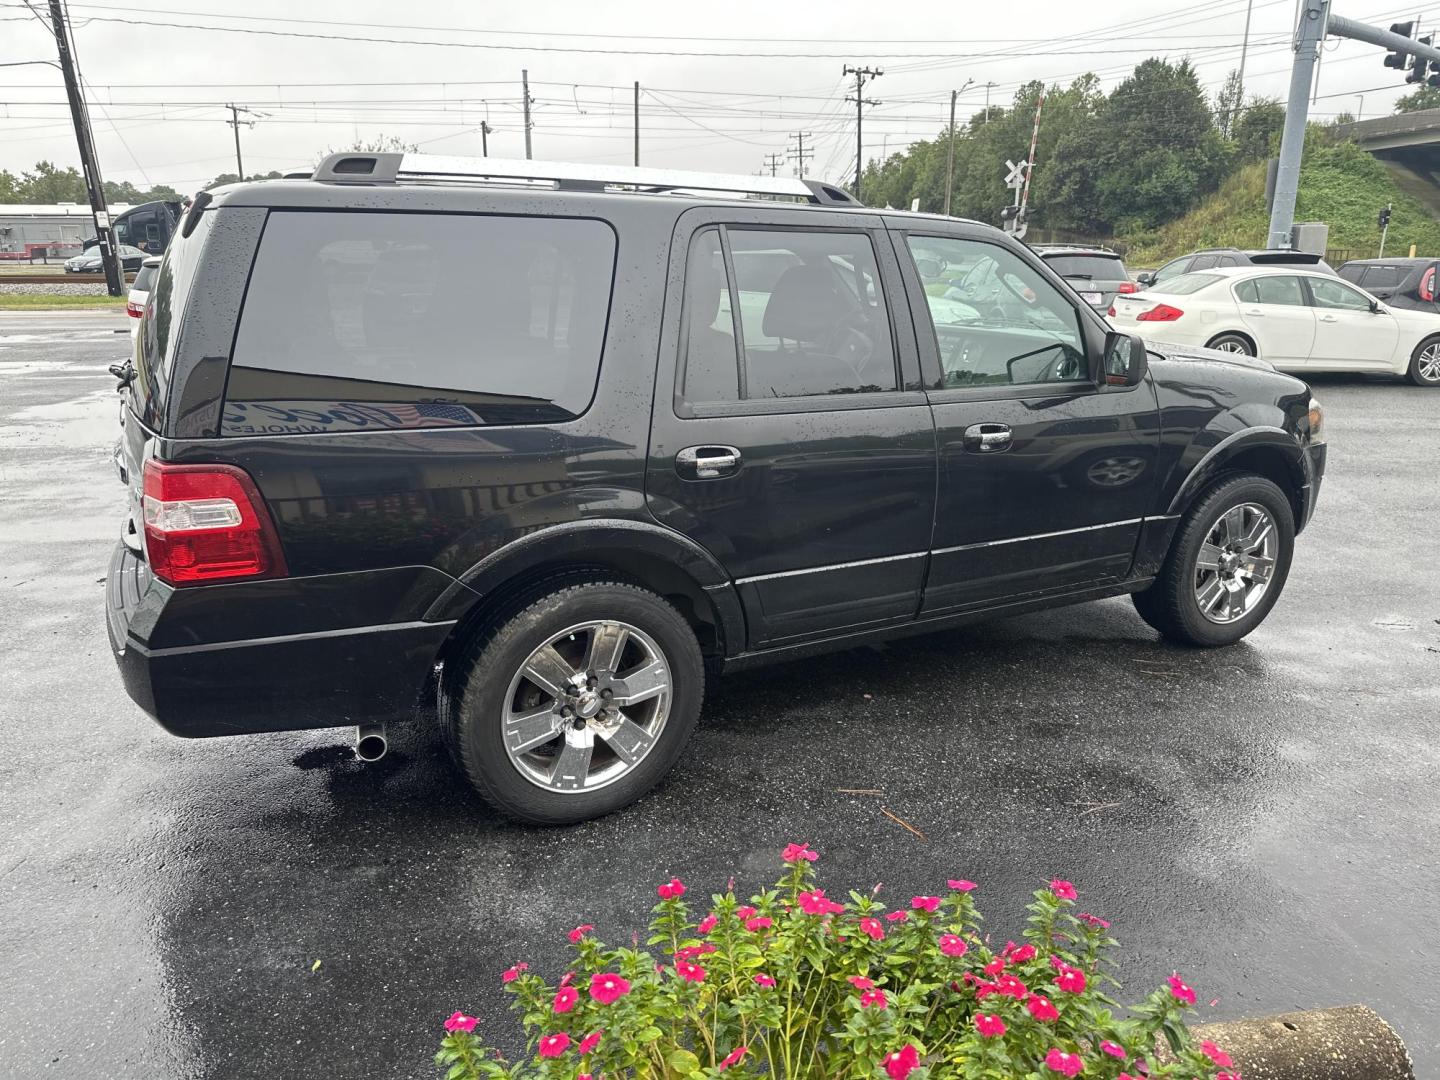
[1131,473,1294,647]
[448,580,703,825]
[1205,333,1255,356]
[1406,336,1440,386]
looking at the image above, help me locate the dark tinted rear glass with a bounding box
[1247,251,1322,265]
[224,210,616,434]
[1042,254,1125,280]
[131,263,159,293]
[1357,265,1406,289]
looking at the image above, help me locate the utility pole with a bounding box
[787,132,813,179]
[843,65,883,201]
[983,81,995,123]
[45,0,121,296]
[1238,0,1256,104]
[224,103,263,179]
[633,81,640,166]
[480,120,491,157]
[522,69,533,159]
[943,79,973,218]
[763,152,784,177]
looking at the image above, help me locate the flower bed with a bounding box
[436,845,1237,1079]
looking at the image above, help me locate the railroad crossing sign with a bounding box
[1004,159,1028,190]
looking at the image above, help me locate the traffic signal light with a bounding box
[1385,21,1415,70]
[1379,207,1392,229]
[1409,36,1433,82]
[999,205,1021,222]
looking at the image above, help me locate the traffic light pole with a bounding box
[1379,203,1392,257]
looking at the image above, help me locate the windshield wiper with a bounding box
[1062,272,1093,280]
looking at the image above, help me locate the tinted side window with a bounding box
[679,228,741,404]
[224,211,615,434]
[1251,275,1306,306]
[1234,279,1259,304]
[1154,257,1191,283]
[1188,254,1220,271]
[1358,266,1405,289]
[907,235,1087,389]
[1307,276,1372,311]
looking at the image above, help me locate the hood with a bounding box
[1146,339,1277,373]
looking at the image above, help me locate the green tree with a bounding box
[204,170,284,190]
[17,161,87,203]
[1233,98,1285,163]
[0,170,18,201]
[1394,84,1440,112]
[1214,69,1244,138]
[326,135,419,154]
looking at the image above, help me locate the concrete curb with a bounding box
[1186,1005,1414,1080]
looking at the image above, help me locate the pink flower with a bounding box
[1100,1041,1126,1060]
[847,975,875,990]
[568,924,593,944]
[745,916,773,932]
[697,914,718,935]
[501,962,528,984]
[781,843,819,863]
[884,1044,921,1080]
[798,889,843,915]
[911,896,941,912]
[719,1046,749,1070]
[1049,879,1078,901]
[753,973,776,988]
[560,972,575,988]
[735,905,758,920]
[859,917,885,941]
[443,1011,478,1033]
[939,934,968,958]
[675,944,717,961]
[538,1033,571,1058]
[983,958,1006,976]
[589,973,631,1005]
[1010,943,1037,964]
[1200,1041,1233,1068]
[675,960,706,983]
[552,986,579,1014]
[1055,963,1087,994]
[1078,913,1110,929]
[884,910,909,923]
[1217,1073,1241,1080]
[578,1031,603,1055]
[948,879,978,892]
[1046,1048,1085,1077]
[1168,974,1197,1005]
[974,1013,1006,1038]
[579,1075,593,1080]
[996,973,1028,999]
[974,981,998,1000]
[657,877,686,900]
[860,988,888,1008]
[1027,993,1060,1022]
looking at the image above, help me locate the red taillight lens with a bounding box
[126,300,143,317]
[141,460,287,586]
[1420,267,1435,303]
[1136,303,1184,322]
[1118,281,1138,294]
[1106,305,1116,317]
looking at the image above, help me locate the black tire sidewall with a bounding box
[1207,333,1255,356]
[1408,337,1440,386]
[454,582,703,825]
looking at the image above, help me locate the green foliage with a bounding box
[1394,84,1440,113]
[434,849,1233,1080]
[1232,99,1284,164]
[0,160,182,204]
[204,170,285,190]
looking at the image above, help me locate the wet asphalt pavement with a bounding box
[1,310,1437,1079]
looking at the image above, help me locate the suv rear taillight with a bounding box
[141,460,287,585]
[1420,266,1435,303]
[1136,303,1184,322]
[1118,281,1137,294]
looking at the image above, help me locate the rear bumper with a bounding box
[106,542,458,738]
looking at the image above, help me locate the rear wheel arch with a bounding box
[1205,329,1257,355]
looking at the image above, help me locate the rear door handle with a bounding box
[676,445,742,479]
[1242,307,1264,316]
[1319,314,1338,322]
[962,423,1012,453]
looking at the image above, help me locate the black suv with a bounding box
[1337,257,1440,313]
[1029,245,1136,311]
[1139,248,1335,289]
[108,153,1327,824]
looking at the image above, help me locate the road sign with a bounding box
[1004,159,1028,189]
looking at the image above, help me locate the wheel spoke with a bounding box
[585,621,628,675]
[1196,542,1224,572]
[612,659,668,707]
[1196,575,1227,614]
[548,736,594,790]
[522,644,577,698]
[1220,506,1247,544]
[597,717,657,766]
[1241,553,1275,583]
[1238,515,1272,552]
[1225,585,1248,620]
[506,705,560,754]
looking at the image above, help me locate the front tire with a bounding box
[1132,473,1295,646]
[448,580,704,825]
[1407,337,1440,386]
[1206,333,1255,356]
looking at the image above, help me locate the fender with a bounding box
[423,517,746,653]
[1164,425,1307,519]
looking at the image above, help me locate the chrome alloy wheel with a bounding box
[502,620,671,793]
[1212,339,1250,354]
[1194,502,1276,624]
[1418,342,1440,383]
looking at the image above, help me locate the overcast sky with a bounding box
[0,0,1431,195]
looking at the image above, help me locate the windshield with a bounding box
[1043,254,1125,281]
[1153,272,1222,296]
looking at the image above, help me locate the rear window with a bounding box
[131,263,159,293]
[1042,254,1125,280]
[223,210,616,434]
[1155,272,1221,295]
[1357,265,1406,289]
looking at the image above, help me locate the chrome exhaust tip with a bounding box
[355,724,388,762]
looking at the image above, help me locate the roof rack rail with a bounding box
[310,152,861,207]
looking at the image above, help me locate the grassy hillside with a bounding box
[1124,139,1440,264]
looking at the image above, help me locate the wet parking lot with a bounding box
[1,310,1437,1079]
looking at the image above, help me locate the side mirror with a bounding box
[1103,331,1148,387]
[1136,271,1155,287]
[1369,298,1383,313]
[913,258,943,279]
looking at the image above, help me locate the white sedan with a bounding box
[1110,265,1440,386]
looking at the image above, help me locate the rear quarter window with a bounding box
[223,210,616,435]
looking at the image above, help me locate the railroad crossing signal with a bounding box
[1004,159,1028,190]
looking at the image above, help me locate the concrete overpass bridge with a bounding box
[1334,109,1440,214]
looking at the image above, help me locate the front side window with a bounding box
[678,227,898,403]
[1154,257,1191,283]
[1188,254,1220,272]
[225,211,615,434]
[907,235,1087,389]
[1306,275,1373,311]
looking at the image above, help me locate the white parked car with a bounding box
[125,256,162,340]
[1111,266,1440,386]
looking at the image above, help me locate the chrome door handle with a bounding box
[1319,314,1338,322]
[1243,307,1264,316]
[962,423,1012,453]
[676,445,742,479]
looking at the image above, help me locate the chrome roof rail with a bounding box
[310,152,860,206]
